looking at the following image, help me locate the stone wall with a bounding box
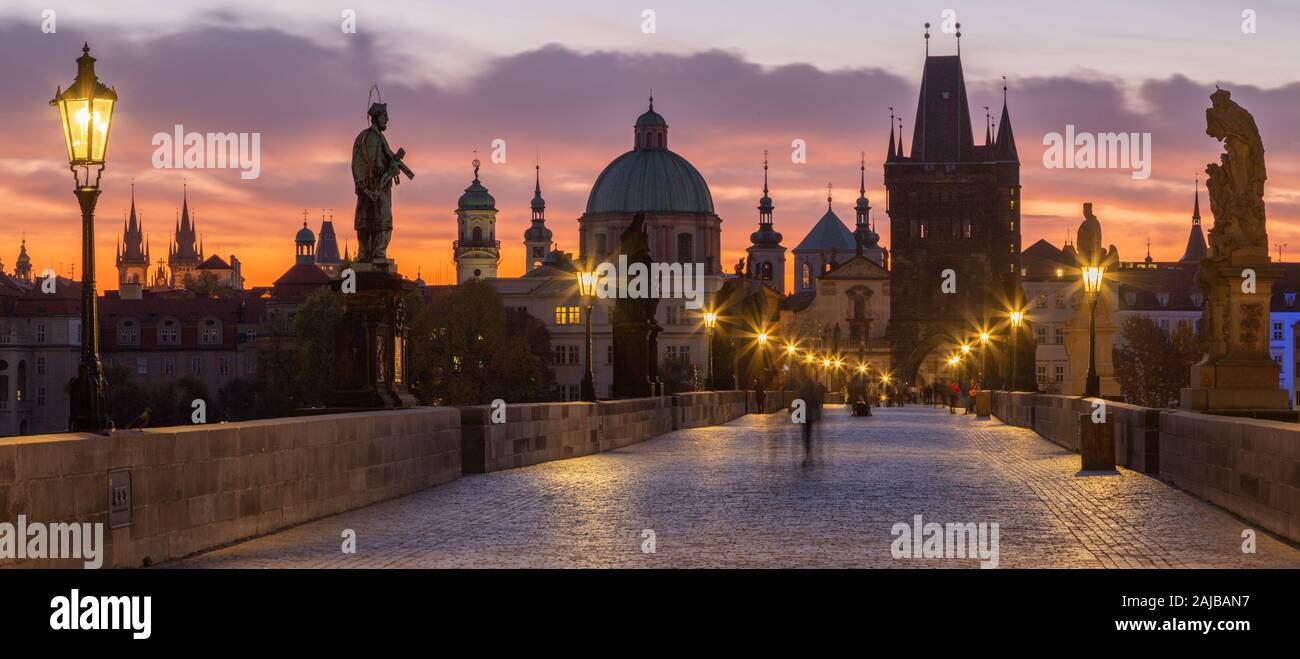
[460,402,597,473]
[989,391,1036,429]
[0,408,462,568]
[989,390,1300,542]
[1160,411,1300,542]
[677,391,748,429]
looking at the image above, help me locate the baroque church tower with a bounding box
[745,152,786,294]
[523,163,553,272]
[454,158,500,282]
[885,28,1024,387]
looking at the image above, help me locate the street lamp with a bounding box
[53,44,117,433]
[1081,265,1105,398]
[978,331,991,388]
[576,270,598,401]
[703,310,718,390]
[1009,309,1025,392]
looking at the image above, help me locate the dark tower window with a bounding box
[472,226,483,243]
[676,233,693,263]
[596,233,608,257]
[801,263,811,289]
[760,262,772,280]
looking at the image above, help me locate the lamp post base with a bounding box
[69,359,112,433]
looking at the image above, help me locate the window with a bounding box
[244,328,257,343]
[1159,319,1170,332]
[556,383,581,401]
[35,324,45,344]
[1054,365,1064,383]
[219,356,230,375]
[552,345,579,365]
[200,318,221,344]
[36,357,44,376]
[676,233,693,264]
[1036,365,1047,383]
[1285,292,1296,307]
[136,357,148,375]
[1124,292,1137,306]
[1157,292,1170,307]
[554,306,580,325]
[964,223,972,238]
[666,305,686,326]
[191,357,202,374]
[595,233,608,258]
[760,262,773,280]
[801,263,811,289]
[666,346,691,362]
[118,320,138,345]
[36,387,45,407]
[164,357,174,375]
[1036,294,1047,309]
[1274,322,1284,341]
[1054,328,1064,344]
[1035,327,1047,344]
[159,319,179,345]
[1054,293,1065,309]
[919,223,927,239]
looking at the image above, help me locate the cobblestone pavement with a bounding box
[176,406,1300,568]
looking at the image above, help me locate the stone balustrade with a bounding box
[987,390,1298,543]
[0,391,767,568]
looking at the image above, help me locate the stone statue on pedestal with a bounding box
[611,213,663,398]
[1181,89,1290,415]
[328,94,418,410]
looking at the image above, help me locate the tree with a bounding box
[659,354,695,394]
[1113,315,1201,408]
[290,288,345,407]
[408,281,555,405]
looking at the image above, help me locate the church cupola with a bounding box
[295,219,316,265]
[523,162,553,271]
[14,237,32,282]
[853,154,878,256]
[633,94,668,151]
[454,157,501,282]
[745,151,787,293]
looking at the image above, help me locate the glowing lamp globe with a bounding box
[51,44,117,169]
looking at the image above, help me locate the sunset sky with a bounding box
[2,1,1299,287]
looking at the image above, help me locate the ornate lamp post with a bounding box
[576,270,597,401]
[53,44,116,433]
[703,311,718,390]
[1008,310,1025,391]
[1081,265,1105,398]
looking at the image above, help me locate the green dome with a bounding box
[586,149,714,214]
[458,178,496,211]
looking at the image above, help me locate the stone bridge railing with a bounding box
[988,390,1300,545]
[1,391,776,568]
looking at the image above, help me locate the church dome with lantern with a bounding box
[584,98,714,215]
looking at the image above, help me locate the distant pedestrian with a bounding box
[796,366,824,466]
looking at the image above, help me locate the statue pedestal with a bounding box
[1181,253,1288,413]
[611,318,660,399]
[327,269,418,409]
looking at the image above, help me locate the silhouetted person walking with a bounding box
[796,366,824,466]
